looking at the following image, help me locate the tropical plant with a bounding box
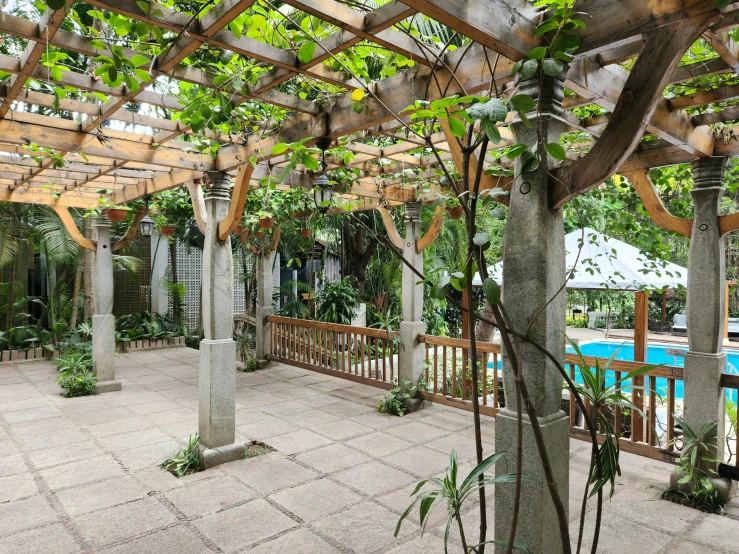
[54,351,96,398]
[161,434,203,477]
[276,280,313,319]
[662,415,725,514]
[395,450,528,553]
[315,276,359,325]
[377,379,426,417]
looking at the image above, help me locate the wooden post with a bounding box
[633,291,648,442]
[661,290,668,326]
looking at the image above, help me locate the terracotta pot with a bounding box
[258,217,275,229]
[248,245,258,255]
[446,206,463,220]
[159,225,176,237]
[255,230,264,239]
[300,228,312,238]
[105,208,128,222]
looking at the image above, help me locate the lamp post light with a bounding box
[139,215,154,237]
[313,137,333,213]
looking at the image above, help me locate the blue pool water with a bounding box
[564,340,739,403]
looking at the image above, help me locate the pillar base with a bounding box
[398,320,426,388]
[670,469,736,505]
[92,314,116,383]
[198,441,246,469]
[495,408,569,554]
[199,338,237,449]
[94,380,122,394]
[255,306,273,364]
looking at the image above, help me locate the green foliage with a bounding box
[315,277,359,325]
[568,339,655,498]
[54,351,96,398]
[395,449,528,553]
[663,416,725,513]
[116,312,186,342]
[566,316,588,329]
[161,434,203,477]
[377,379,425,417]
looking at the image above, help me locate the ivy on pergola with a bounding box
[0,0,739,225]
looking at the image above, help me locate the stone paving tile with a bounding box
[346,430,416,458]
[165,475,257,517]
[0,452,28,476]
[0,521,80,554]
[332,460,417,496]
[99,427,173,451]
[195,498,298,552]
[248,527,342,553]
[270,478,363,522]
[314,501,419,554]
[0,494,59,536]
[225,455,319,494]
[55,475,149,517]
[383,420,450,443]
[686,514,739,551]
[18,426,90,451]
[39,454,126,491]
[27,439,105,470]
[101,525,209,554]
[572,509,675,554]
[295,443,372,473]
[258,399,313,417]
[311,418,375,441]
[0,471,39,502]
[281,407,342,428]
[117,439,183,472]
[74,496,178,549]
[382,445,452,478]
[240,416,301,439]
[265,429,333,455]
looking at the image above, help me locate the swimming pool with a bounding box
[564,340,739,403]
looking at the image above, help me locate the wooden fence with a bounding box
[266,317,739,467]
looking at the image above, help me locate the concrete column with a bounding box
[149,230,169,314]
[198,171,243,467]
[91,219,120,393]
[255,252,274,365]
[672,156,734,502]
[398,202,426,392]
[495,71,569,553]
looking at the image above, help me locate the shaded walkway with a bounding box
[0,349,737,553]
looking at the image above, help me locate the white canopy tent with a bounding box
[472,227,687,291]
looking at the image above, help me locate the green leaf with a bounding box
[130,54,150,67]
[447,116,466,138]
[107,66,118,84]
[298,41,316,64]
[271,142,291,155]
[90,39,106,50]
[466,97,507,122]
[51,66,62,82]
[507,143,528,159]
[717,0,732,9]
[483,278,501,305]
[527,46,547,60]
[520,59,538,79]
[509,94,536,114]
[134,69,152,82]
[542,57,564,77]
[546,142,566,160]
[46,0,67,9]
[473,231,490,247]
[481,118,501,143]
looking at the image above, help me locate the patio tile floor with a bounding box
[0,347,737,553]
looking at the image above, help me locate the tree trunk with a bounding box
[83,218,94,322]
[341,217,378,300]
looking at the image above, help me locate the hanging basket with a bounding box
[258,216,275,229]
[255,230,264,239]
[105,208,128,222]
[446,206,463,220]
[159,225,176,237]
[300,228,312,238]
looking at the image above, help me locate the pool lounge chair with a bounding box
[670,313,687,336]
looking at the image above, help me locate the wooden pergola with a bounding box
[0,0,738,226]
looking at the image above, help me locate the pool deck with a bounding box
[566,326,739,349]
[1,348,738,554]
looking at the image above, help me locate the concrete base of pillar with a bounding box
[94,380,122,394]
[670,469,737,505]
[255,306,274,365]
[398,320,426,383]
[198,441,246,469]
[92,314,116,383]
[495,408,569,554]
[199,338,236,449]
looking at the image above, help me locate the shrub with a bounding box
[315,277,359,325]
[377,380,425,417]
[54,351,96,398]
[161,434,203,476]
[566,316,588,328]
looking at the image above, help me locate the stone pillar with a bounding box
[671,157,735,502]
[255,252,274,365]
[91,219,121,393]
[495,72,569,554]
[398,202,426,393]
[149,230,169,314]
[198,172,243,467]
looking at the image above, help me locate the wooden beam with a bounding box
[551,12,720,208]
[218,163,255,240]
[621,169,693,237]
[51,206,97,251]
[416,205,445,252]
[112,206,146,251]
[377,206,405,249]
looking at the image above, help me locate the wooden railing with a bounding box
[267,315,396,390]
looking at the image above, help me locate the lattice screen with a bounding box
[168,241,251,331]
[113,234,151,317]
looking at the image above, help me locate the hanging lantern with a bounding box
[139,215,154,237]
[313,138,333,213]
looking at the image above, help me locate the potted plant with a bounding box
[98,198,130,222]
[300,228,312,238]
[257,210,275,229]
[446,198,463,219]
